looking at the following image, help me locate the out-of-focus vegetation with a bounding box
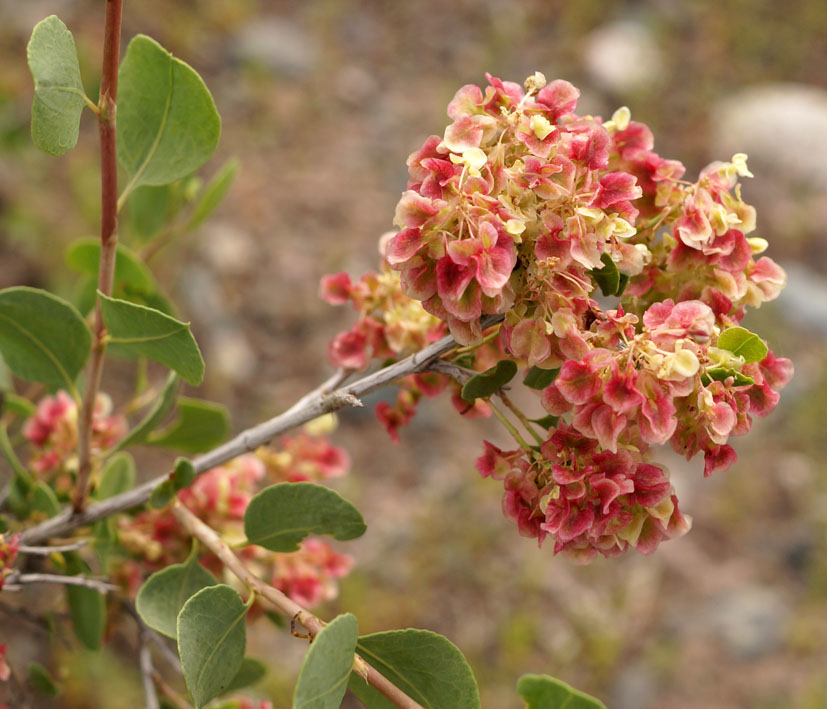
[1,1,826,707]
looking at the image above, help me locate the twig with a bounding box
[152,670,191,709]
[3,572,117,594]
[429,359,538,449]
[121,599,182,672]
[74,0,124,513]
[498,390,545,445]
[171,500,426,709]
[18,540,88,555]
[139,630,161,709]
[20,327,474,545]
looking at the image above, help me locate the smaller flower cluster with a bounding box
[321,246,444,371]
[477,425,690,563]
[119,433,353,609]
[542,299,793,477]
[23,391,126,489]
[257,415,350,483]
[0,534,19,591]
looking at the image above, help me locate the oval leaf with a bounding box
[118,35,220,191]
[716,326,768,364]
[294,613,358,709]
[28,662,59,697]
[517,673,607,709]
[244,482,366,552]
[0,287,91,393]
[221,656,267,696]
[460,360,518,401]
[523,366,559,390]
[66,239,173,314]
[147,397,230,453]
[95,452,136,500]
[66,578,106,651]
[348,629,480,709]
[99,292,204,385]
[31,482,60,518]
[27,15,88,155]
[129,183,176,239]
[188,158,239,230]
[590,253,621,297]
[115,372,180,451]
[136,546,217,639]
[177,585,248,708]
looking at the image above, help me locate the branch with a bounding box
[171,500,426,709]
[139,630,161,709]
[74,0,124,513]
[3,572,118,594]
[20,327,470,545]
[18,540,88,555]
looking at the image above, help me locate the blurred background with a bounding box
[1,0,827,707]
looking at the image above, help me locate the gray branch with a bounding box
[19,323,486,545]
[4,572,118,594]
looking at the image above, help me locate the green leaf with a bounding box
[27,15,89,155]
[530,414,559,430]
[28,662,59,697]
[172,457,196,491]
[148,479,176,509]
[94,452,136,500]
[147,397,230,454]
[517,673,607,708]
[523,366,559,390]
[31,482,60,517]
[118,34,221,193]
[460,360,518,401]
[136,546,217,639]
[244,482,366,552]
[0,287,91,394]
[99,293,204,385]
[590,253,627,297]
[177,584,248,708]
[294,613,358,709]
[348,629,480,709]
[92,518,118,572]
[0,422,34,487]
[591,253,620,297]
[129,184,176,239]
[65,239,173,314]
[0,355,11,390]
[187,158,239,230]
[716,326,768,364]
[115,372,180,451]
[701,368,756,387]
[65,557,106,651]
[221,656,267,696]
[0,392,37,419]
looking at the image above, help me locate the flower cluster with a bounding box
[321,249,444,370]
[120,443,353,608]
[23,391,126,489]
[322,72,793,562]
[478,426,690,563]
[257,415,350,483]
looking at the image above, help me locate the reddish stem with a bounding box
[73,0,123,513]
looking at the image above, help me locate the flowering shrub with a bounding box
[324,72,792,562]
[0,8,792,707]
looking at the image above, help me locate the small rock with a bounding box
[712,84,827,188]
[707,586,788,658]
[233,18,317,76]
[583,21,662,93]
